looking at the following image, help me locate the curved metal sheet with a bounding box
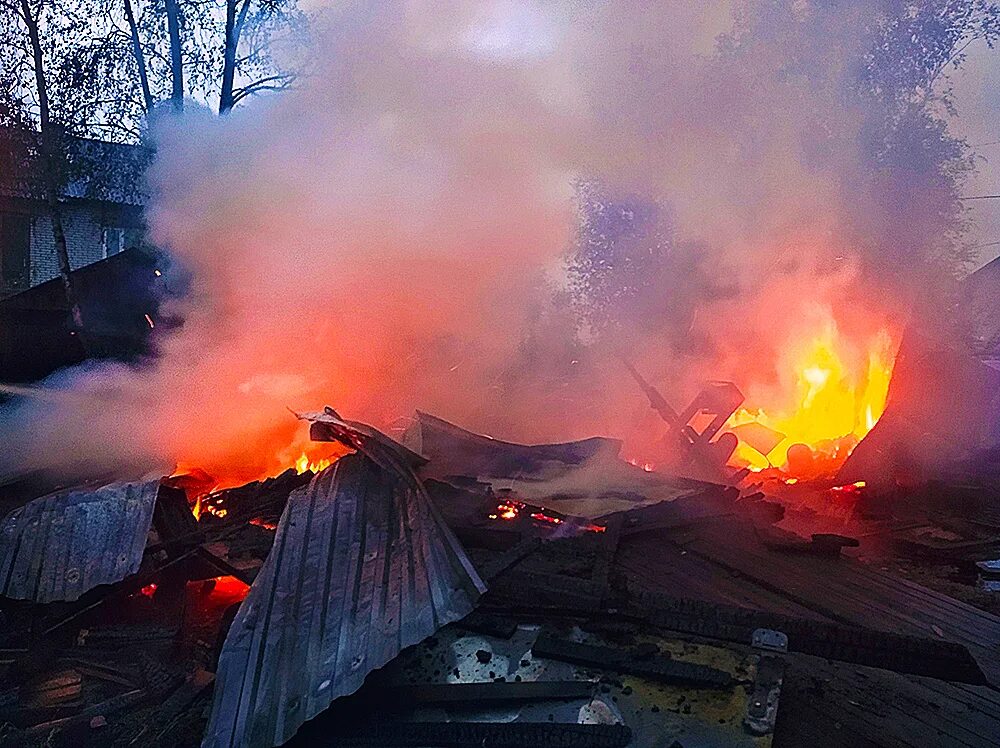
[0,480,160,602]
[203,452,485,748]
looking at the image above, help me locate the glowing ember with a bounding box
[202,502,228,519]
[727,319,897,474]
[627,457,655,472]
[831,480,866,493]
[495,502,520,520]
[487,498,606,533]
[201,575,250,601]
[139,583,158,598]
[530,511,562,525]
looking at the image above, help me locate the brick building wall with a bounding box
[29,203,108,285]
[0,198,144,298]
[1,129,150,299]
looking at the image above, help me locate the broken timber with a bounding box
[203,411,485,748]
[531,631,733,688]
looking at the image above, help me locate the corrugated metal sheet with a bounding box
[203,415,486,748]
[0,481,160,602]
[403,409,622,479]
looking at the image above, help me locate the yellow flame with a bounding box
[294,451,337,475]
[728,324,897,472]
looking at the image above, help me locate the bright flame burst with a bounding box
[294,452,337,475]
[727,321,897,473]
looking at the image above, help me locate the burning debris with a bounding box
[1,0,999,745]
[204,413,485,748]
[1,404,1000,747]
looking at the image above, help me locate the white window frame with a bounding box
[102,226,125,258]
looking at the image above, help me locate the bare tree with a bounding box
[124,0,154,112]
[163,0,183,110]
[4,0,86,335]
[219,0,300,114]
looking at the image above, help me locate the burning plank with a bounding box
[202,411,485,748]
[0,480,160,602]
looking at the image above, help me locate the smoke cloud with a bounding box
[0,1,978,483]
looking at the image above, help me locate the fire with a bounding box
[487,498,606,533]
[294,452,336,475]
[627,457,655,472]
[291,443,351,475]
[490,501,521,520]
[138,582,158,598]
[727,319,897,475]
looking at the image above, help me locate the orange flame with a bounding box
[289,440,353,476]
[727,319,897,474]
[294,451,337,475]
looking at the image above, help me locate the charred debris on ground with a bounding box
[1,403,1000,748]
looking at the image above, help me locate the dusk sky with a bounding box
[954,41,1000,268]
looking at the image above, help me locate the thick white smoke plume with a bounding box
[0,1,978,483]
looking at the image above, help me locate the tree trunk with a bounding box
[164,0,184,111]
[219,0,251,114]
[19,0,87,340]
[124,0,154,112]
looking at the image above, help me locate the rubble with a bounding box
[203,415,485,748]
[0,408,999,746]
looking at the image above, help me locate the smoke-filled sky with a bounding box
[951,43,1000,268]
[1,0,997,484]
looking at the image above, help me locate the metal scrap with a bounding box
[0,480,160,602]
[203,412,486,748]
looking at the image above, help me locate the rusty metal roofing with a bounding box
[203,415,486,748]
[0,480,159,602]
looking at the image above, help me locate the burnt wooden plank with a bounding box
[532,631,733,688]
[776,653,1000,748]
[624,583,986,683]
[477,536,542,581]
[670,518,1000,685]
[298,721,633,747]
[387,680,595,705]
[617,533,832,619]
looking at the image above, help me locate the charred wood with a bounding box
[386,680,596,705]
[531,631,733,688]
[298,721,633,747]
[626,586,988,684]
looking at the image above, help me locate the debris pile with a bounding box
[1,405,1000,748]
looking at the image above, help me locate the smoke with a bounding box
[0,1,980,483]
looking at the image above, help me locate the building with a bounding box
[0,128,169,383]
[0,127,150,298]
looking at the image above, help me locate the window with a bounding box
[0,212,31,291]
[103,226,124,257]
[103,226,143,257]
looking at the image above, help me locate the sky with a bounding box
[951,41,1000,270]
